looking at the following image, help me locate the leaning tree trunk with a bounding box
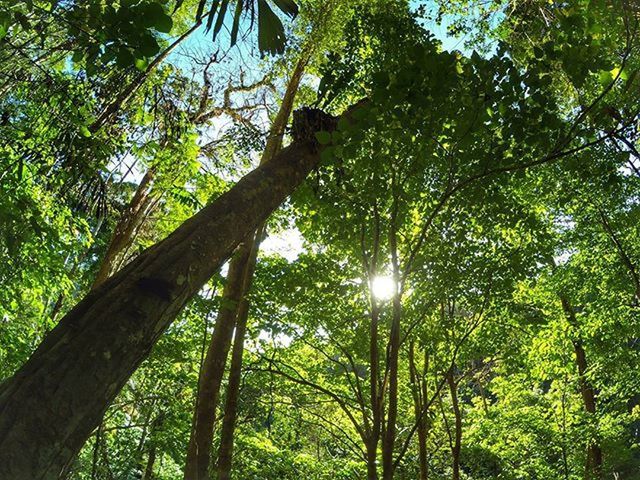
[0,111,334,479]
[183,51,310,480]
[92,52,270,291]
[92,169,157,289]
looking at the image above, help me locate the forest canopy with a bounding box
[0,1,639,479]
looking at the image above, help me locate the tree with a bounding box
[0,110,336,479]
[1,1,639,479]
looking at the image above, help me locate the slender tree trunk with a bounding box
[140,410,164,480]
[141,445,157,480]
[382,218,401,480]
[184,54,310,480]
[0,120,330,479]
[446,369,461,480]
[366,442,379,480]
[215,228,262,480]
[91,423,103,480]
[92,170,156,289]
[367,302,381,480]
[183,241,252,480]
[409,341,429,480]
[365,206,381,480]
[560,296,603,480]
[598,209,640,301]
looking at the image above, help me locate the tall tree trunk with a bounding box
[365,443,379,480]
[560,296,603,479]
[364,205,381,480]
[409,341,429,480]
[446,369,461,480]
[141,445,157,480]
[367,300,381,480]
[382,217,401,480]
[0,118,330,479]
[183,241,252,480]
[140,410,164,480]
[214,228,262,480]
[183,54,310,480]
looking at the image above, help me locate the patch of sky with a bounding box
[411,0,503,55]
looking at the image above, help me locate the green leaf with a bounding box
[320,146,334,162]
[315,131,331,145]
[71,50,84,63]
[0,11,11,40]
[212,0,230,41]
[611,67,628,81]
[205,0,221,32]
[155,13,173,33]
[271,0,298,18]
[229,0,244,46]
[134,57,149,71]
[116,47,134,67]
[173,0,186,13]
[79,126,92,137]
[372,71,390,87]
[139,34,160,57]
[257,0,286,56]
[598,70,613,86]
[143,3,173,33]
[14,12,30,32]
[195,0,207,20]
[336,117,350,132]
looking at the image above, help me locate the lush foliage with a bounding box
[1,0,639,479]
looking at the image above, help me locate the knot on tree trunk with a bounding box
[291,107,338,146]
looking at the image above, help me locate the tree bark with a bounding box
[0,128,326,479]
[366,300,381,480]
[560,296,603,480]
[409,341,429,480]
[214,228,262,480]
[141,445,157,480]
[183,241,252,480]
[382,217,401,480]
[366,208,381,480]
[446,369,461,480]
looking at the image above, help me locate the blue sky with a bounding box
[166,0,486,73]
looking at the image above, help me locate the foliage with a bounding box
[2,0,640,479]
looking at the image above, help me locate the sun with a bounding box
[370,276,396,301]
